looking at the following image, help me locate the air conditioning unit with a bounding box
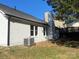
[24,37,34,46]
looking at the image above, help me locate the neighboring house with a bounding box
[0,4,50,46]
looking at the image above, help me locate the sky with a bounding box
[0,0,52,20]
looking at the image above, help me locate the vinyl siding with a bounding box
[10,21,30,46]
[0,10,8,46]
[10,21,47,46]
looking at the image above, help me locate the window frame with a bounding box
[30,25,38,36]
[30,25,34,36]
[35,26,38,36]
[43,27,46,36]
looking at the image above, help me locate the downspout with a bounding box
[7,16,11,46]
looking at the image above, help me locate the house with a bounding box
[0,3,56,46]
[0,4,53,46]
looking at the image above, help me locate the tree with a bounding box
[45,0,79,20]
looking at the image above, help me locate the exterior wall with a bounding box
[10,21,30,46]
[33,26,47,43]
[54,20,65,28]
[10,21,47,46]
[47,19,55,39]
[45,12,55,39]
[0,10,8,46]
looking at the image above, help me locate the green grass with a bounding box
[0,44,79,59]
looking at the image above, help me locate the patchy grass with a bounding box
[0,41,79,59]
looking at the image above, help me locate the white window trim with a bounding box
[30,26,38,37]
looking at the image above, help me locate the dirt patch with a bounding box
[33,41,57,48]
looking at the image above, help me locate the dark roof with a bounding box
[0,4,45,24]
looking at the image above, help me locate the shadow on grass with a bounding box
[51,32,79,48]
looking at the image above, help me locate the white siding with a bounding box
[10,21,47,46]
[10,22,30,46]
[33,26,47,43]
[0,11,8,46]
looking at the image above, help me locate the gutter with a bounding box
[6,14,47,25]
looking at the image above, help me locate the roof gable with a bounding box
[0,4,45,24]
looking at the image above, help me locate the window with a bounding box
[30,25,34,36]
[35,26,38,36]
[43,27,46,35]
[30,25,38,36]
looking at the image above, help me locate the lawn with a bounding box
[0,41,79,59]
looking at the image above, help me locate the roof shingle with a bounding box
[0,4,45,24]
